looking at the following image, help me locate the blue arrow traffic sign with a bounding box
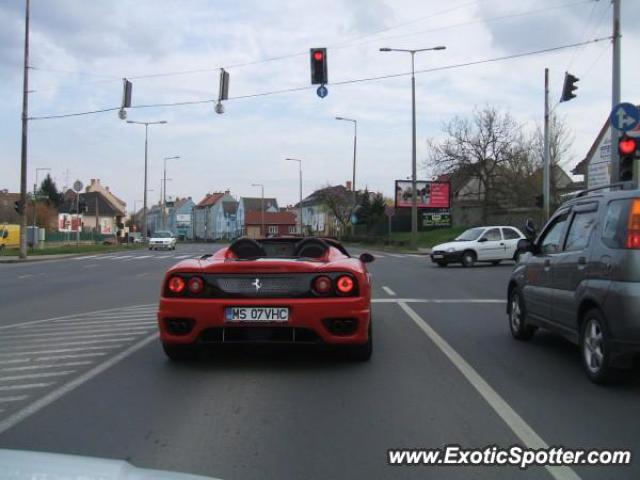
[317,85,328,98]
[610,103,640,132]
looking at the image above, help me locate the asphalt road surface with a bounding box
[0,243,638,480]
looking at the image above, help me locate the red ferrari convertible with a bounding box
[157,237,374,361]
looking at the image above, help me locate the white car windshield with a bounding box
[455,227,485,241]
[153,231,173,238]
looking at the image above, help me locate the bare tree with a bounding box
[316,185,353,234]
[426,106,532,223]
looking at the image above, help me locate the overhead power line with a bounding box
[28,36,611,121]
[29,0,593,84]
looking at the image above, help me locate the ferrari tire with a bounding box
[162,343,197,361]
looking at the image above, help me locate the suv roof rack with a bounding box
[574,182,629,199]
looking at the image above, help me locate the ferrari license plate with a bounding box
[225,307,289,322]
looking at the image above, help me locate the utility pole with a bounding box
[286,158,303,235]
[127,120,167,242]
[543,68,551,220]
[18,0,30,259]
[32,167,50,248]
[162,156,179,230]
[611,0,621,183]
[379,45,446,249]
[335,117,358,235]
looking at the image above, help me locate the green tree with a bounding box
[39,174,62,207]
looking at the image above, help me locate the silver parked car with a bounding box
[507,184,640,383]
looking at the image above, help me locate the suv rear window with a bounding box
[602,199,630,249]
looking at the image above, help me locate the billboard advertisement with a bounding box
[395,180,450,209]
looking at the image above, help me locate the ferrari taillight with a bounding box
[313,275,332,295]
[187,276,204,294]
[167,276,186,294]
[335,275,355,294]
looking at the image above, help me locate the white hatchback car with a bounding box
[430,226,526,267]
[148,231,177,250]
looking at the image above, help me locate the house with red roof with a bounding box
[192,191,235,240]
[244,210,297,239]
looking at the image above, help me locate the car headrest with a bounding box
[294,238,329,259]
[228,237,267,259]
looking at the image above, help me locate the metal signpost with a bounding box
[73,180,83,247]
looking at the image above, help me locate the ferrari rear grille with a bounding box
[199,327,321,343]
[216,276,307,296]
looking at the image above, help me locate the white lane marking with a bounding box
[173,254,191,259]
[135,272,150,278]
[52,312,156,321]
[0,395,29,403]
[382,286,396,296]
[72,255,99,260]
[397,301,580,480]
[0,361,93,372]
[17,274,34,279]
[36,352,108,362]
[0,333,158,434]
[155,255,172,258]
[0,370,75,382]
[0,304,155,331]
[45,319,156,329]
[384,253,405,258]
[110,255,133,260]
[11,324,155,337]
[372,298,505,304]
[82,264,99,268]
[0,337,137,352]
[94,256,118,260]
[0,327,153,341]
[0,383,53,391]
[373,254,386,258]
[0,345,125,357]
[131,255,152,259]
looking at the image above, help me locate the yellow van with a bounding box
[0,224,20,250]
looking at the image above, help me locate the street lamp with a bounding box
[335,116,358,233]
[32,167,50,247]
[162,155,180,229]
[379,45,445,248]
[285,158,303,236]
[251,183,265,237]
[127,119,167,241]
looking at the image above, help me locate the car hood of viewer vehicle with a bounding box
[0,449,220,480]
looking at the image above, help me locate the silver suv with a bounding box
[507,184,640,383]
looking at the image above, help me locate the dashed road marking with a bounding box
[382,286,396,296]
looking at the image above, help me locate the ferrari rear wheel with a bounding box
[162,343,197,361]
[345,320,372,361]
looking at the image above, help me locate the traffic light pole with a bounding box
[543,68,551,221]
[611,0,621,183]
[410,52,418,250]
[18,0,30,260]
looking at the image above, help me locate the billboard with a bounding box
[395,180,450,209]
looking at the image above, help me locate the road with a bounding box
[0,243,638,480]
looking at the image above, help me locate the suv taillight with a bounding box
[627,199,640,249]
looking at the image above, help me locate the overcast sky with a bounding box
[1,0,639,210]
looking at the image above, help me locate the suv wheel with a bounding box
[509,289,536,341]
[581,310,612,384]
[461,251,476,268]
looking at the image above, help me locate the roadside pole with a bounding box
[610,0,621,182]
[76,191,80,247]
[543,68,550,220]
[18,0,30,259]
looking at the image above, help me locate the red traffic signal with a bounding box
[310,48,328,85]
[619,136,637,156]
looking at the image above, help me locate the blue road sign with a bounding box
[317,85,328,98]
[610,103,640,132]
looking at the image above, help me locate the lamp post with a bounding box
[32,167,50,248]
[127,119,167,242]
[285,158,303,236]
[162,155,180,229]
[335,116,357,205]
[251,183,265,237]
[379,45,445,248]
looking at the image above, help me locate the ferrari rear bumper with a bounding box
[158,296,371,346]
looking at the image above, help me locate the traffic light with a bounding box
[14,200,22,215]
[560,72,579,103]
[618,135,638,182]
[310,48,328,85]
